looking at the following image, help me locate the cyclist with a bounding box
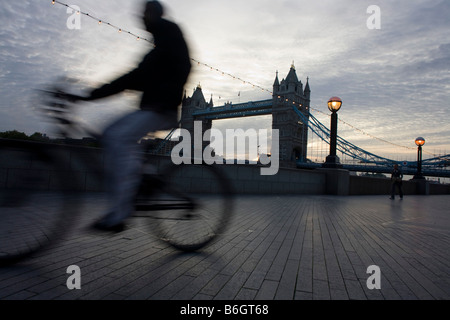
[75,1,191,232]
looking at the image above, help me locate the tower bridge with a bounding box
[181,64,310,168]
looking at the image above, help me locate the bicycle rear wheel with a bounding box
[135,163,234,251]
[0,140,76,266]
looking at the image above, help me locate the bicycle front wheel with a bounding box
[0,140,77,266]
[136,163,234,252]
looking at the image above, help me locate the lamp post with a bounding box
[413,137,425,180]
[323,97,343,168]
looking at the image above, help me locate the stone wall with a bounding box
[1,142,449,195]
[349,175,450,195]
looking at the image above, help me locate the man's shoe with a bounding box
[91,220,126,233]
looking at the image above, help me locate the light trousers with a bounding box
[101,110,176,226]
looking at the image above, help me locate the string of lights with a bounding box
[338,118,416,151]
[50,0,437,157]
[52,1,270,95]
[337,116,441,157]
[303,106,429,154]
[52,0,152,43]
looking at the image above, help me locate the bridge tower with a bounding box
[272,63,310,167]
[180,84,213,149]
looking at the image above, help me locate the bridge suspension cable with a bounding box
[292,106,396,165]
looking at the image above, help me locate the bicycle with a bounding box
[0,83,234,266]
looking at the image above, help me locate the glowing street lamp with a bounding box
[323,97,343,168]
[415,137,425,147]
[327,96,342,112]
[413,137,425,180]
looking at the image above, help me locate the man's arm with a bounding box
[87,70,140,100]
[86,52,155,101]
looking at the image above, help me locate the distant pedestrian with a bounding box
[390,164,403,199]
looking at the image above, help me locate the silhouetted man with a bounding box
[390,164,403,200]
[83,1,191,231]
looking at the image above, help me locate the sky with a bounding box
[0,0,449,162]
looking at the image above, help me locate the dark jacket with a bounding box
[88,18,191,115]
[391,167,403,182]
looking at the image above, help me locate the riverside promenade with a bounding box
[0,194,449,301]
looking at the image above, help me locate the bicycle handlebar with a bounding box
[35,86,101,139]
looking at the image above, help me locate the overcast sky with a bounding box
[0,0,449,161]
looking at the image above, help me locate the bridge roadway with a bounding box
[192,99,273,120]
[1,194,449,302]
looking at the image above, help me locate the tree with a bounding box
[30,132,49,141]
[0,130,29,140]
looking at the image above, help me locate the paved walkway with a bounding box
[0,194,449,300]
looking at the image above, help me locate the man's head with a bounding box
[143,1,164,32]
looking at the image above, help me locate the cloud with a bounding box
[0,1,64,133]
[0,0,150,134]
